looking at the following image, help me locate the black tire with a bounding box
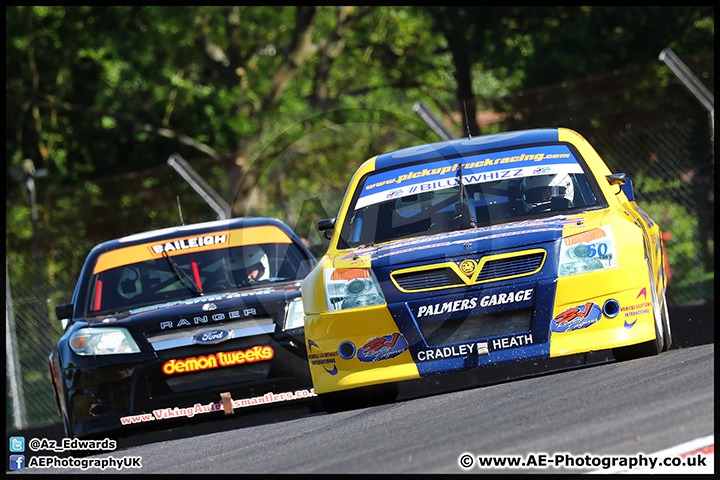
[659,286,672,352]
[61,409,75,439]
[52,380,75,438]
[319,383,399,413]
[613,260,669,361]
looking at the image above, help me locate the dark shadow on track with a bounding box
[397,298,714,403]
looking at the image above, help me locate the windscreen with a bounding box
[339,144,602,248]
[87,242,311,315]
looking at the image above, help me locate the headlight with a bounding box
[324,268,386,312]
[284,296,306,330]
[559,226,617,277]
[69,327,141,355]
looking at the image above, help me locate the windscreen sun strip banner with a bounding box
[93,226,292,274]
[356,145,581,210]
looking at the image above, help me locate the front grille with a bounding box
[419,308,533,346]
[393,267,460,291]
[147,338,277,397]
[146,319,280,396]
[391,250,546,292]
[475,252,545,282]
[146,317,275,352]
[164,363,271,393]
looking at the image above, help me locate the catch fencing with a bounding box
[500,51,714,304]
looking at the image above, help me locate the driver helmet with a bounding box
[521,173,574,212]
[117,267,141,298]
[231,245,270,281]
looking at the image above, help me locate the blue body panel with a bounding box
[374,129,561,171]
[368,218,574,377]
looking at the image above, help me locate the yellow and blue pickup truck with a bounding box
[301,127,671,411]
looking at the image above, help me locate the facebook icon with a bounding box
[10,454,25,470]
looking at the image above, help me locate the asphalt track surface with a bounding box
[8,300,714,474]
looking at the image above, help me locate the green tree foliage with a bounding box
[419,6,714,133]
[6,6,456,312]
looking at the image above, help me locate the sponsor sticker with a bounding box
[622,287,652,327]
[94,226,292,274]
[119,389,317,426]
[414,288,534,318]
[552,302,602,332]
[416,334,535,362]
[161,346,274,375]
[150,234,228,255]
[308,351,338,366]
[356,145,580,209]
[357,332,408,362]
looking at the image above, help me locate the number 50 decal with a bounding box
[587,242,608,258]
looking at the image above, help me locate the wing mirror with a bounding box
[317,218,336,240]
[55,303,73,320]
[606,173,634,201]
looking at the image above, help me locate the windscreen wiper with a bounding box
[457,162,477,228]
[162,251,203,296]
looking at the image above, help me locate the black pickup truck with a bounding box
[49,217,317,438]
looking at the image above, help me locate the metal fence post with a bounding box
[659,47,715,145]
[6,261,27,430]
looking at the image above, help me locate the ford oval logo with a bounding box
[193,329,232,345]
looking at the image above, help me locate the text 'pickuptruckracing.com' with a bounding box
[49,217,318,438]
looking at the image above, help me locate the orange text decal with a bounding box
[162,346,275,375]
